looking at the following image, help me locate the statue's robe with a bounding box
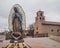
[13,14,20,32]
[12,12,22,32]
[10,13,23,42]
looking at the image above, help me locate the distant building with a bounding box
[34,11,60,37]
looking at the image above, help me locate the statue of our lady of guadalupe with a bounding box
[10,7,23,43]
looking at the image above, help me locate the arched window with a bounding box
[36,27,38,30]
[51,29,53,32]
[36,32,38,34]
[57,29,59,32]
[40,17,41,20]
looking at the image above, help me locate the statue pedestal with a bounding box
[10,39,24,43]
[5,32,31,48]
[10,32,24,43]
[2,42,31,48]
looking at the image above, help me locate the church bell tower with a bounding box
[34,10,45,35]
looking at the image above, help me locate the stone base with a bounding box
[10,39,24,43]
[5,32,26,40]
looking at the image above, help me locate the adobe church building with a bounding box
[34,10,60,37]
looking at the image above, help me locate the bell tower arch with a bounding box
[37,11,45,22]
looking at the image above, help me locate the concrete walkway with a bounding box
[24,37,60,48]
[0,37,60,48]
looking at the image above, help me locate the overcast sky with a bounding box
[0,0,60,31]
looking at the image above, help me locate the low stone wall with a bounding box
[49,35,60,42]
[34,33,48,37]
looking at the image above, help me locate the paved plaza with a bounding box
[0,37,60,48]
[24,37,60,48]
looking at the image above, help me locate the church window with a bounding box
[51,29,53,32]
[36,32,38,34]
[36,27,38,30]
[57,29,59,32]
[40,17,41,20]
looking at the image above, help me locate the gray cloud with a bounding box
[0,0,60,31]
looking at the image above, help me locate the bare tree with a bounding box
[28,23,34,37]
